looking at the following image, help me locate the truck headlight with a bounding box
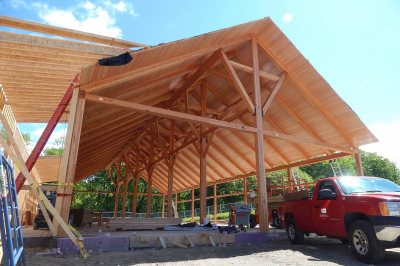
[379,202,400,216]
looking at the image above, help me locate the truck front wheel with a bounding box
[349,220,385,264]
[287,220,304,244]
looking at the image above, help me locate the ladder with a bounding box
[329,159,343,177]
[0,151,25,265]
[290,167,302,190]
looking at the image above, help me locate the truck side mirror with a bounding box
[317,189,337,200]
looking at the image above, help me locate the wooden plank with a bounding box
[185,235,195,248]
[262,72,286,115]
[162,195,165,218]
[229,59,280,81]
[54,88,85,236]
[0,31,124,55]
[221,51,255,113]
[159,236,167,249]
[252,39,269,232]
[354,152,364,176]
[84,92,257,133]
[0,16,146,48]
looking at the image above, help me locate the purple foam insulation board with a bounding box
[57,236,130,253]
[235,232,268,244]
[235,231,286,244]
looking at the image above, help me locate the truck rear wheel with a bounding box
[287,220,304,244]
[349,220,385,264]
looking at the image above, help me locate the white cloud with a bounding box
[8,0,29,9]
[29,1,139,38]
[361,119,400,166]
[27,126,67,152]
[283,12,294,24]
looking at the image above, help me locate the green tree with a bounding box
[43,136,64,155]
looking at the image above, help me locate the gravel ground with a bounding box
[25,236,400,266]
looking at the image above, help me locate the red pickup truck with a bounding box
[281,176,400,263]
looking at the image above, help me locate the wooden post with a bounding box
[146,165,154,218]
[191,188,195,222]
[114,184,120,218]
[167,120,176,218]
[131,174,138,217]
[288,168,293,192]
[213,183,217,224]
[174,193,178,218]
[167,155,176,217]
[252,39,269,232]
[131,143,140,218]
[199,80,208,225]
[121,162,131,218]
[243,176,248,204]
[54,88,85,236]
[162,195,165,218]
[354,152,364,176]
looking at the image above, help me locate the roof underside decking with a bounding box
[75,18,377,195]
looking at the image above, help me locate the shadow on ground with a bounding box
[25,235,400,265]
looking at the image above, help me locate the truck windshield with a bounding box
[337,177,400,195]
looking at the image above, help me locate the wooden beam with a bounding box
[229,60,280,81]
[252,39,269,232]
[262,72,286,115]
[221,51,255,113]
[84,92,257,133]
[0,16,146,48]
[354,151,364,176]
[54,88,85,236]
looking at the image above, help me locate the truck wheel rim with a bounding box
[353,229,369,255]
[288,224,296,240]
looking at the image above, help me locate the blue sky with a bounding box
[1,0,400,164]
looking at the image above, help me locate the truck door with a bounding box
[311,180,344,236]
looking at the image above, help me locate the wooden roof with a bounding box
[0,16,147,122]
[35,155,62,183]
[76,18,377,194]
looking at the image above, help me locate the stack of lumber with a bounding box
[108,217,182,230]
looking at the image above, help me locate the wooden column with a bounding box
[161,195,165,218]
[288,168,293,192]
[252,39,269,232]
[54,88,85,236]
[354,152,364,176]
[199,80,208,225]
[131,143,140,218]
[121,164,131,218]
[131,174,138,217]
[213,183,217,224]
[146,165,154,218]
[167,157,175,217]
[167,121,176,218]
[114,184,120,218]
[191,188,195,222]
[174,193,178,218]
[243,177,248,204]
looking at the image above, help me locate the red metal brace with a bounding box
[16,74,80,193]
